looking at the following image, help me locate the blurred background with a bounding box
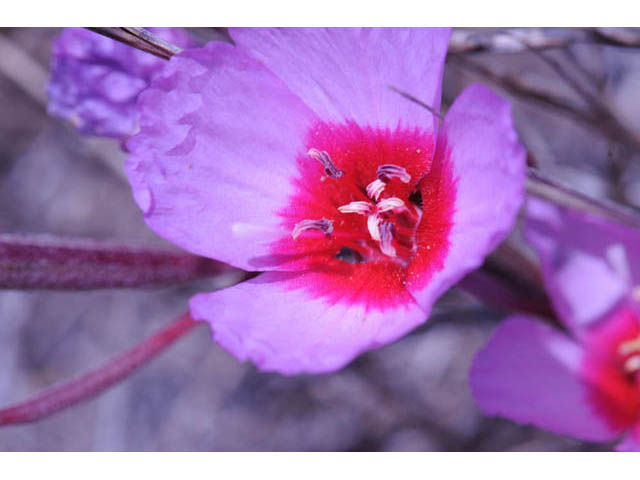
[0,27,639,451]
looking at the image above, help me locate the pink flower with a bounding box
[47,28,195,141]
[126,28,526,374]
[471,197,640,450]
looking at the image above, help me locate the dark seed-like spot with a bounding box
[336,246,365,264]
[408,190,423,208]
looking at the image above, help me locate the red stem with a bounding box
[0,233,236,290]
[0,312,197,426]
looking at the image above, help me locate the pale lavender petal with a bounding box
[470,316,621,442]
[229,28,450,131]
[47,27,194,141]
[525,196,635,334]
[407,84,526,311]
[190,271,428,375]
[125,42,319,270]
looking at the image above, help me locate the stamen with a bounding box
[619,336,640,356]
[338,201,373,215]
[308,148,344,179]
[292,218,334,240]
[366,179,386,201]
[367,214,381,242]
[377,164,411,183]
[378,222,397,258]
[624,354,640,374]
[377,197,405,213]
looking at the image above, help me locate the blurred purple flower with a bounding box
[471,197,640,450]
[47,28,194,142]
[125,28,526,374]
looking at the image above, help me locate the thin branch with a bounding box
[0,313,197,426]
[447,54,640,151]
[388,85,445,119]
[503,30,640,152]
[447,54,591,120]
[449,28,589,54]
[516,35,602,110]
[121,28,182,56]
[561,46,607,93]
[449,27,640,55]
[591,27,640,48]
[87,28,181,60]
[0,233,238,290]
[526,167,640,230]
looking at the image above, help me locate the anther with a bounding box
[378,222,397,258]
[377,164,411,183]
[308,148,344,179]
[366,179,386,201]
[377,197,405,213]
[619,336,640,356]
[367,214,382,242]
[624,354,640,374]
[338,201,373,215]
[292,218,334,240]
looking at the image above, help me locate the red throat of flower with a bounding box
[271,121,456,312]
[583,303,640,431]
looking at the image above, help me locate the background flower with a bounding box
[471,197,640,450]
[47,28,195,142]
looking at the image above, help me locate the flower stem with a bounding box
[0,312,197,426]
[0,233,237,290]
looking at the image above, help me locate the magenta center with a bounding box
[583,304,640,430]
[271,121,455,310]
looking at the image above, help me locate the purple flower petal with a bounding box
[125,42,319,271]
[408,84,526,310]
[616,425,640,451]
[525,197,636,334]
[470,316,621,442]
[47,27,194,141]
[190,270,428,374]
[229,28,450,132]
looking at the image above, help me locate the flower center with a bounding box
[269,122,454,310]
[291,150,423,267]
[583,306,640,430]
